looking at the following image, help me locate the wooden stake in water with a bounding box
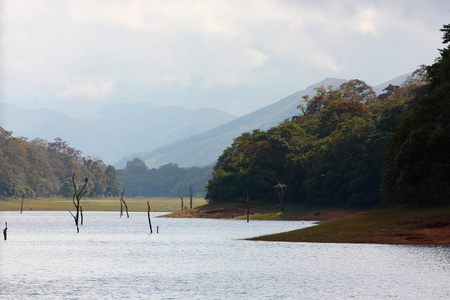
[147,201,153,234]
[3,222,7,240]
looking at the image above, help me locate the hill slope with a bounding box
[127,75,410,169]
[0,103,235,164]
[123,78,348,168]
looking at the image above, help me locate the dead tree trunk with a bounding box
[123,200,129,218]
[3,222,7,240]
[80,206,83,225]
[246,190,250,223]
[120,186,129,218]
[69,175,89,233]
[180,188,184,211]
[274,182,287,211]
[147,201,153,234]
[20,198,24,214]
[120,195,123,217]
[189,184,193,209]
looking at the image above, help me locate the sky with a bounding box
[1,0,449,117]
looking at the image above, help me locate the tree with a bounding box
[0,130,114,198]
[105,165,121,196]
[274,182,287,211]
[59,178,74,198]
[189,184,193,209]
[340,79,376,103]
[126,157,148,173]
[382,23,450,206]
[69,175,89,233]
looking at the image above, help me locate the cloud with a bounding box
[58,77,114,100]
[1,0,449,116]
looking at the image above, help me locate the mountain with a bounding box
[372,73,410,94]
[130,75,410,169]
[118,78,347,169]
[0,103,235,164]
[0,104,117,159]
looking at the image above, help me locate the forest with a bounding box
[0,132,121,198]
[0,131,211,199]
[117,158,212,197]
[205,24,450,208]
[2,24,448,206]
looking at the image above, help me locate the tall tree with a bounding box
[105,165,121,196]
[382,23,450,206]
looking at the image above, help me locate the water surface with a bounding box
[0,211,449,299]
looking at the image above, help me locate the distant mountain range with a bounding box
[0,74,409,169]
[0,103,235,164]
[121,74,410,169]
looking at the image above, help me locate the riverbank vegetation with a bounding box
[0,133,121,198]
[205,24,450,209]
[117,158,211,197]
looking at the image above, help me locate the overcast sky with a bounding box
[1,0,449,117]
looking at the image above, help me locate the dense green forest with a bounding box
[117,158,212,197]
[3,24,448,205]
[0,131,211,198]
[0,131,121,198]
[205,24,450,208]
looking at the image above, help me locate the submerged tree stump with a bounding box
[3,222,8,240]
[69,175,89,233]
[147,201,153,234]
[247,190,250,223]
[120,186,129,218]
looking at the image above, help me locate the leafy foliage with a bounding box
[205,81,417,207]
[0,129,120,198]
[381,24,450,206]
[117,160,212,197]
[206,23,450,208]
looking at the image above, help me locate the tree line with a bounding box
[0,131,120,198]
[0,128,211,199]
[205,24,450,208]
[117,158,212,197]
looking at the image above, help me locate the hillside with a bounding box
[127,76,408,169]
[0,103,235,164]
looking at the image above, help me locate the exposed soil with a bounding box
[387,221,450,246]
[164,204,450,246]
[163,204,370,221]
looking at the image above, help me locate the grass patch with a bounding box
[0,196,207,212]
[163,202,369,221]
[249,206,450,245]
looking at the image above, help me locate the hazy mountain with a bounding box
[117,78,347,169]
[372,73,410,95]
[128,75,410,169]
[0,102,235,164]
[0,104,118,159]
[1,75,409,169]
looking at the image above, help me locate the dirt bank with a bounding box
[164,204,450,246]
[163,203,371,221]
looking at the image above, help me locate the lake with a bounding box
[0,211,449,299]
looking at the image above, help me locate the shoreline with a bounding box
[2,198,449,246]
[162,203,371,221]
[165,204,450,246]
